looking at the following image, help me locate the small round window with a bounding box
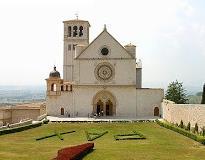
[101,47,109,56]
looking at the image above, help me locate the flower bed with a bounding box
[54,143,94,160]
[114,131,146,140]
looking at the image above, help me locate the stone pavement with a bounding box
[47,116,160,122]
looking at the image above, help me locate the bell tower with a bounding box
[63,18,90,81]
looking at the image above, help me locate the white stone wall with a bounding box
[47,86,137,118]
[136,88,164,117]
[162,100,205,130]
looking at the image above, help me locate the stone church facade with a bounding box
[46,18,164,118]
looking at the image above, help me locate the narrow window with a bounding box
[70,85,73,91]
[68,26,71,37]
[66,85,68,91]
[79,26,83,37]
[61,85,64,91]
[73,26,78,37]
[68,44,71,51]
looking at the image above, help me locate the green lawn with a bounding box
[0,122,205,160]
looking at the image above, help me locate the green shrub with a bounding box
[186,122,191,131]
[43,119,49,124]
[0,122,42,136]
[156,120,205,145]
[179,120,184,128]
[195,123,199,133]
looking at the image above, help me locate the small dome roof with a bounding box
[49,66,60,78]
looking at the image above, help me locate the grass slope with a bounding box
[0,122,205,160]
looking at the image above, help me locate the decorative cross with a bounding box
[75,13,79,20]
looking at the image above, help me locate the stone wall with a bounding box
[162,100,205,130]
[11,109,40,123]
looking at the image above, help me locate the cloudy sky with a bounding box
[0,0,204,91]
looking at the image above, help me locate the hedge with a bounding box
[43,119,49,124]
[85,131,108,141]
[156,119,205,145]
[114,131,146,140]
[54,143,94,160]
[0,122,42,136]
[36,130,75,141]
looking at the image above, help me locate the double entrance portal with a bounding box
[93,90,116,117]
[96,100,113,116]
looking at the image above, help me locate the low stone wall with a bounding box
[162,100,205,131]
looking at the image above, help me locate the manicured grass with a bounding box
[0,122,205,160]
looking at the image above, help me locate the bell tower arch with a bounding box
[63,18,90,81]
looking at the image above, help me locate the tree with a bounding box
[165,80,188,104]
[201,83,205,104]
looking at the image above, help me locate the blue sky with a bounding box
[0,0,204,92]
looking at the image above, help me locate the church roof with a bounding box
[75,27,135,59]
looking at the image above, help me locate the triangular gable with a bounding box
[76,29,134,59]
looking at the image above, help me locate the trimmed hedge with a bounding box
[36,130,75,141]
[43,119,49,124]
[54,143,94,160]
[114,131,146,140]
[85,131,108,141]
[156,119,205,145]
[0,122,42,136]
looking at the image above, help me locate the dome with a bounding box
[49,66,60,78]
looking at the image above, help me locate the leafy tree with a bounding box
[165,80,188,104]
[201,83,205,104]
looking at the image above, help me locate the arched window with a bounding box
[73,26,78,37]
[68,26,71,37]
[61,85,64,91]
[79,26,83,37]
[51,83,57,91]
[61,107,64,115]
[70,85,73,91]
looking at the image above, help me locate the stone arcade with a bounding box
[46,18,164,118]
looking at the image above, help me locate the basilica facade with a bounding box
[46,18,164,118]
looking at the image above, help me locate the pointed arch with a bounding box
[93,90,116,116]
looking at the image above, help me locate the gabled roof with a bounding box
[75,28,135,59]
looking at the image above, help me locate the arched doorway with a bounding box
[154,107,159,116]
[93,90,116,117]
[61,107,64,115]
